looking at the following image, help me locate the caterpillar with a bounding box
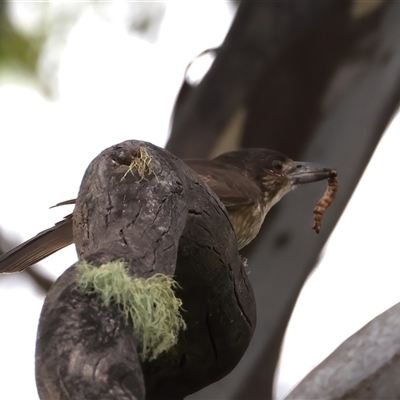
[313,170,338,233]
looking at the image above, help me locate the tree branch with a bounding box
[36,140,256,400]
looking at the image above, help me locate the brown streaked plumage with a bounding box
[0,149,335,273]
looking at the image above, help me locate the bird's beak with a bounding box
[288,161,334,185]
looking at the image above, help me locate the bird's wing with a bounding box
[185,159,260,210]
[0,215,74,274]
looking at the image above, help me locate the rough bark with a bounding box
[285,302,400,400]
[167,1,335,159]
[36,140,256,400]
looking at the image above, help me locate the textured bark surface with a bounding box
[167,1,334,159]
[36,267,145,400]
[285,302,400,400]
[36,140,256,400]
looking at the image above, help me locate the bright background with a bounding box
[0,3,399,399]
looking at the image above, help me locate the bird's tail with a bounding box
[0,215,74,274]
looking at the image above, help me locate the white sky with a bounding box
[0,3,399,400]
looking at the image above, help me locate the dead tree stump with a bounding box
[35,140,256,400]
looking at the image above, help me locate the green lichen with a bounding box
[121,146,155,182]
[76,260,186,361]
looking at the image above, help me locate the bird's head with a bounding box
[214,148,334,209]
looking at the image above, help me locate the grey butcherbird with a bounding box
[0,148,335,273]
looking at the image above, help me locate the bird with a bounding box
[0,148,334,274]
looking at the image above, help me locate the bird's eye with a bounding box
[272,159,283,172]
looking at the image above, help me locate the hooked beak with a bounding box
[288,161,334,185]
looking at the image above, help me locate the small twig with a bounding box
[26,268,54,294]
